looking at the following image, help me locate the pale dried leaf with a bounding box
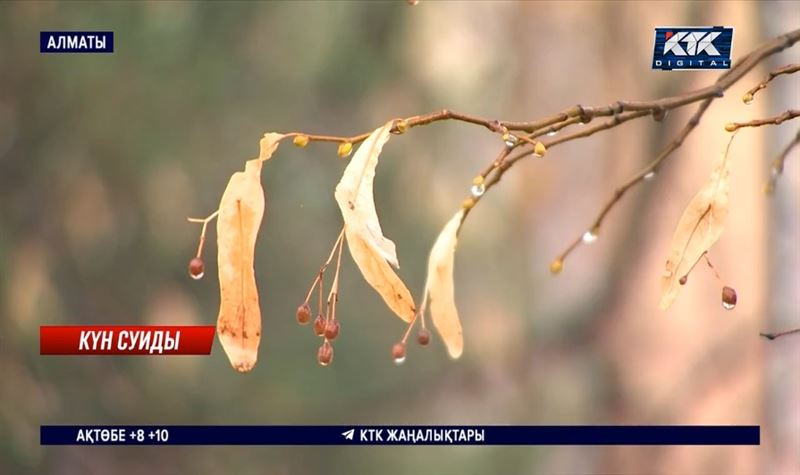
[659,147,731,310]
[216,135,282,372]
[334,122,415,321]
[258,133,284,161]
[425,209,464,359]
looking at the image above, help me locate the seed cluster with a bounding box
[292,226,439,367]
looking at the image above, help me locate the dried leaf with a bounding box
[425,209,464,359]
[216,134,282,372]
[334,122,415,322]
[258,133,284,161]
[659,141,732,310]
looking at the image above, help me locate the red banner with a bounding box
[40,326,215,355]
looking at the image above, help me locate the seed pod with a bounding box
[324,319,340,340]
[296,304,311,325]
[313,314,326,336]
[417,328,430,346]
[721,286,737,310]
[317,340,334,366]
[188,257,204,280]
[391,342,406,362]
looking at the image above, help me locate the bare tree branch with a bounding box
[273,28,800,269]
[760,328,800,340]
[725,109,800,132]
[743,63,800,103]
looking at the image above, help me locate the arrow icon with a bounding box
[342,429,355,441]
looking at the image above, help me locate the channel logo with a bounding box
[652,27,733,70]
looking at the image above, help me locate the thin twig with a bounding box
[326,231,347,322]
[760,328,800,340]
[303,227,345,304]
[702,253,724,284]
[187,210,220,258]
[725,109,800,132]
[550,99,712,264]
[765,128,800,194]
[743,63,800,103]
[678,250,708,286]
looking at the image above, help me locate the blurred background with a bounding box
[1,1,798,474]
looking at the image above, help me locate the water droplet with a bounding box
[471,183,485,197]
[503,133,518,148]
[547,130,558,137]
[190,271,204,280]
[644,171,656,181]
[742,93,754,105]
[582,229,598,243]
[652,109,668,122]
[393,356,406,365]
[722,301,735,310]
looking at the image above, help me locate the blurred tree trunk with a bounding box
[600,2,774,473]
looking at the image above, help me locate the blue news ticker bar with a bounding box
[40,425,760,446]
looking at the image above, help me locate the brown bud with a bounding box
[679,275,687,286]
[188,257,204,280]
[296,304,311,325]
[324,319,340,340]
[317,340,333,366]
[313,314,326,336]
[416,328,430,346]
[391,342,406,363]
[721,286,737,310]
